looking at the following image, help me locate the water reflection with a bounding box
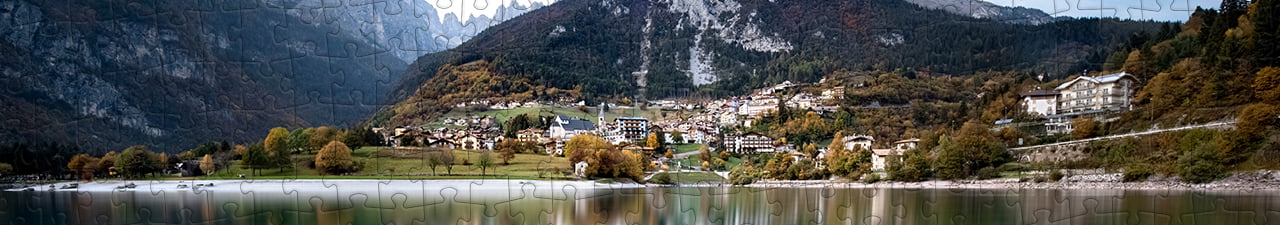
[3,185,1276,225]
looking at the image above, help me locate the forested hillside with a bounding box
[385,0,1170,127]
[0,0,539,152]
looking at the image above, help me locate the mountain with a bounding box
[385,0,1168,126]
[0,0,539,152]
[902,0,1062,25]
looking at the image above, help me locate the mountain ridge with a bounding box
[0,0,538,152]
[385,0,1169,127]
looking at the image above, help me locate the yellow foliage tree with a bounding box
[315,141,354,175]
[264,127,292,168]
[200,154,216,175]
[565,134,611,163]
[67,154,99,181]
[1255,67,1280,104]
[646,132,661,148]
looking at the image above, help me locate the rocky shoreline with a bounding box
[742,170,1280,191]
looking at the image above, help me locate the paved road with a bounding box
[673,150,700,159]
[1010,120,1236,151]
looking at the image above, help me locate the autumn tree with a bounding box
[1237,103,1279,135]
[115,145,161,179]
[315,141,355,175]
[200,154,216,175]
[1072,117,1100,139]
[67,154,99,181]
[646,132,662,149]
[263,127,292,170]
[565,134,612,163]
[1256,67,1280,103]
[801,143,818,157]
[0,163,11,176]
[495,139,523,164]
[98,151,118,175]
[933,122,1009,180]
[476,150,495,176]
[617,150,646,180]
[309,126,340,151]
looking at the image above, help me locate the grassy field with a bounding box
[202,147,575,180]
[672,144,705,154]
[653,171,726,184]
[670,151,744,171]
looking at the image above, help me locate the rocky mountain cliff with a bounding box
[0,0,538,152]
[386,0,1167,126]
[902,0,1062,25]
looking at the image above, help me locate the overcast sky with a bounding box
[427,0,1223,23]
[985,0,1223,21]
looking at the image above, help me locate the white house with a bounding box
[725,132,776,153]
[1055,72,1138,113]
[870,148,904,171]
[1020,89,1059,116]
[842,135,874,151]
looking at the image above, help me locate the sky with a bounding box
[426,0,1223,22]
[426,0,555,21]
[985,0,1223,21]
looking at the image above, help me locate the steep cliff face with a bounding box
[0,0,537,151]
[392,0,1161,102]
[902,0,1062,24]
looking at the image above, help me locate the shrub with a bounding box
[976,167,1000,180]
[648,173,673,184]
[863,174,882,183]
[995,162,1026,173]
[1122,164,1154,182]
[1177,149,1227,184]
[729,166,761,185]
[1049,170,1065,181]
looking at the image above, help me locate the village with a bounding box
[370,71,1144,179]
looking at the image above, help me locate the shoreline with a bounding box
[6,170,1278,192]
[741,170,1280,191]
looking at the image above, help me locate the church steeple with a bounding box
[597,102,607,133]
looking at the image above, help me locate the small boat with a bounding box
[176,184,188,189]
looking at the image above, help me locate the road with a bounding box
[1010,120,1236,151]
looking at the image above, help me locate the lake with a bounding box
[2,180,1275,225]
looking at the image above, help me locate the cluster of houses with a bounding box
[816,135,920,171]
[694,81,842,129]
[720,131,920,172]
[1019,72,1139,134]
[376,116,504,150]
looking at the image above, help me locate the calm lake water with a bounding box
[2,184,1276,225]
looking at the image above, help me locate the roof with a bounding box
[1055,72,1136,90]
[842,135,874,142]
[616,117,648,121]
[1020,89,1059,97]
[893,138,920,144]
[559,118,595,131]
[872,149,902,156]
